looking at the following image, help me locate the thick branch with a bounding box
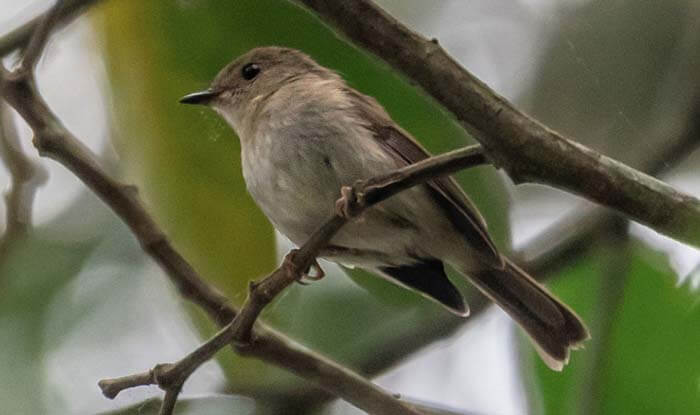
[519,91,700,274]
[297,0,700,248]
[343,26,700,386]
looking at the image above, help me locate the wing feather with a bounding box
[345,88,503,268]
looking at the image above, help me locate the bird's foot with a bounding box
[335,183,364,219]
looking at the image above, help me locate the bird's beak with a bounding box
[179,89,219,105]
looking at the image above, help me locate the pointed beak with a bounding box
[179,89,219,105]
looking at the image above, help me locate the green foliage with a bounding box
[530,243,700,415]
[100,395,255,415]
[0,225,96,414]
[521,0,700,411]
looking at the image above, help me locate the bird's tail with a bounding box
[460,258,589,370]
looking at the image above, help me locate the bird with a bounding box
[180,46,588,370]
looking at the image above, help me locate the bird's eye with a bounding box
[241,63,261,80]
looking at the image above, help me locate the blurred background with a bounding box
[1,0,700,414]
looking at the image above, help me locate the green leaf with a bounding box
[528,242,700,415]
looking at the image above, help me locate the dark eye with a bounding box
[241,63,260,80]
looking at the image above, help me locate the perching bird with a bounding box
[180,46,588,370]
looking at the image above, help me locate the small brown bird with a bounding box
[181,46,589,370]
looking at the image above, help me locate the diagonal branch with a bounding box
[292,1,700,394]
[98,145,487,414]
[297,0,700,249]
[0,2,453,414]
[0,73,425,413]
[341,91,700,406]
[519,91,700,274]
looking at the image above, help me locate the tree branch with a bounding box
[297,0,700,249]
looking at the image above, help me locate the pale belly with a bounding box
[240,130,455,268]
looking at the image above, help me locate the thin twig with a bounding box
[159,387,182,415]
[0,101,46,263]
[97,370,157,399]
[297,0,700,248]
[0,69,415,415]
[19,0,67,74]
[0,0,103,57]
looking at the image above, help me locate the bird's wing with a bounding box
[346,88,503,268]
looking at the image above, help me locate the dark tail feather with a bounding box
[464,258,589,370]
[379,259,468,317]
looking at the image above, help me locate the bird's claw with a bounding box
[286,249,325,286]
[303,259,325,281]
[295,259,325,285]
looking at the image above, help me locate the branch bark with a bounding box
[296,0,700,249]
